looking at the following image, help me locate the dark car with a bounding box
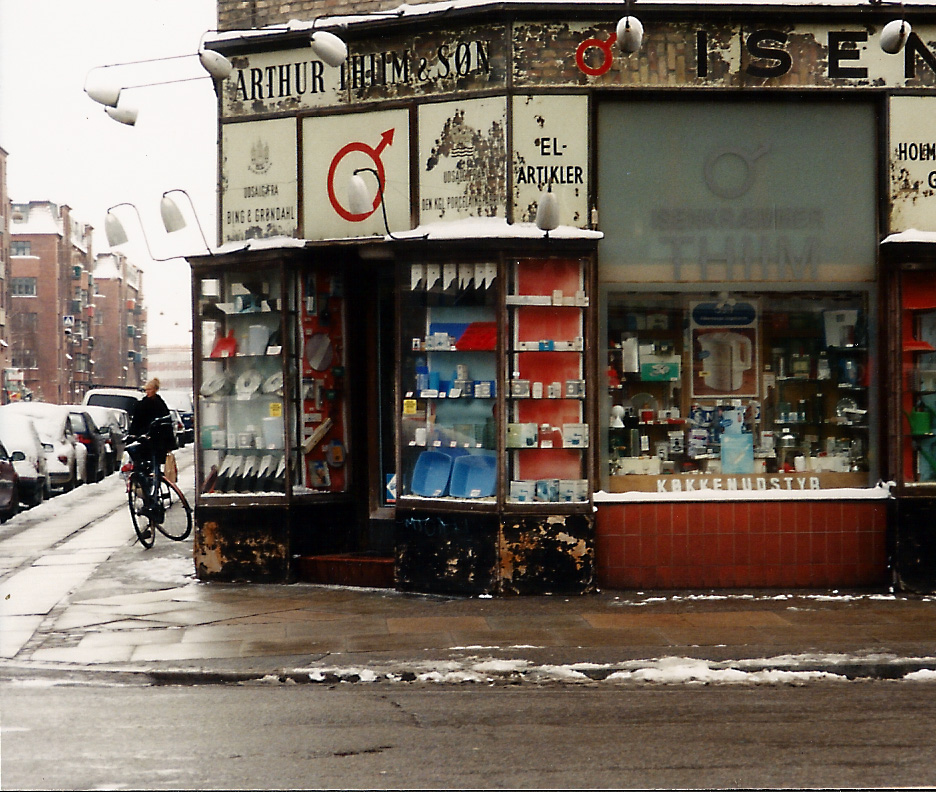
[162,390,194,446]
[83,406,129,476]
[0,439,21,522]
[66,408,109,483]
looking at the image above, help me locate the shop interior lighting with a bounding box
[534,184,561,236]
[615,0,644,53]
[160,189,214,256]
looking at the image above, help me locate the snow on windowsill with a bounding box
[594,480,894,503]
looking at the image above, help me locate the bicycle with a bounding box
[123,415,192,548]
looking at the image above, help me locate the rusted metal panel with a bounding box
[395,510,500,595]
[194,507,291,583]
[499,513,594,595]
[395,509,594,595]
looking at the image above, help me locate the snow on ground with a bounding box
[289,652,936,687]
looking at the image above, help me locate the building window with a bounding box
[10,241,31,256]
[12,312,38,332]
[11,277,37,296]
[11,349,38,369]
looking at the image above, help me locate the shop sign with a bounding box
[888,96,936,233]
[301,109,411,240]
[220,27,507,118]
[598,101,877,284]
[218,21,936,119]
[610,471,867,493]
[220,118,298,244]
[417,97,508,224]
[515,22,936,89]
[511,95,589,227]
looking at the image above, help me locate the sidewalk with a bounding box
[2,460,936,684]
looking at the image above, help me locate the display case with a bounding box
[398,256,592,508]
[506,258,589,504]
[399,261,499,502]
[900,278,936,486]
[605,292,873,492]
[194,266,349,502]
[197,269,294,498]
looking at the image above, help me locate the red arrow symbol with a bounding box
[326,128,396,222]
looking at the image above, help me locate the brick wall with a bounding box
[596,500,889,590]
[218,0,407,30]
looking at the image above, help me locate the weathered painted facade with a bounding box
[191,1,936,593]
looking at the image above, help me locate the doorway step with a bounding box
[296,553,395,588]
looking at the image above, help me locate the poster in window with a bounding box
[690,299,759,398]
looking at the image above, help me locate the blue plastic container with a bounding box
[410,450,454,497]
[448,452,497,498]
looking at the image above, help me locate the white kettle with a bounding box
[700,332,753,392]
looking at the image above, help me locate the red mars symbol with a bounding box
[326,128,395,222]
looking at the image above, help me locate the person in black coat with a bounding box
[128,378,174,475]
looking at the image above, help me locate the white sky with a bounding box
[0,0,219,346]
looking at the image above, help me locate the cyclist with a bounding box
[127,378,176,525]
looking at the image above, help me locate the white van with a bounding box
[82,386,144,420]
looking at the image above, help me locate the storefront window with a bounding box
[399,262,499,501]
[900,272,936,486]
[604,290,874,493]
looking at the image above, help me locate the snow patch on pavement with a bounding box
[284,652,936,686]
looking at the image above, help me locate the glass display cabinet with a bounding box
[395,251,595,596]
[398,256,592,508]
[900,274,936,487]
[196,267,298,500]
[195,266,349,501]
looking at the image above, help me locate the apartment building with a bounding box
[0,148,11,402]
[10,201,95,403]
[92,252,147,389]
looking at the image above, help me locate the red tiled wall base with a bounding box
[595,501,888,589]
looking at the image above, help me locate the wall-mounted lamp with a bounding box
[880,18,912,53]
[160,189,214,255]
[616,15,644,53]
[534,183,560,236]
[350,168,400,240]
[615,0,644,53]
[84,49,233,125]
[308,29,348,67]
[105,202,186,262]
[348,168,426,240]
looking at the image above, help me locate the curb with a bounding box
[6,654,936,687]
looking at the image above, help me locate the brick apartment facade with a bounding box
[0,148,11,401]
[10,201,95,404]
[92,253,148,389]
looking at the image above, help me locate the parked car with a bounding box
[0,410,49,507]
[162,390,194,445]
[82,405,129,476]
[169,409,186,450]
[65,407,109,483]
[3,403,79,492]
[0,439,21,522]
[82,386,144,422]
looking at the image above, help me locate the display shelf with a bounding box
[398,256,592,506]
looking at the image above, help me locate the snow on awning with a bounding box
[393,218,603,241]
[881,228,936,246]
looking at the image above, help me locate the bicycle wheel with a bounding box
[155,477,193,540]
[128,471,155,548]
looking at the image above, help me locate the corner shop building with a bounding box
[191,0,936,593]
